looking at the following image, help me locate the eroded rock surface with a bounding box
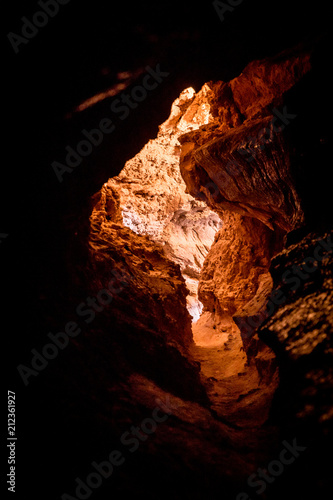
[178,50,312,232]
[177,48,315,363]
[68,43,332,499]
[259,231,333,431]
[103,85,221,320]
[198,211,282,317]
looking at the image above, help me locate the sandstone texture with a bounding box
[177,48,317,356]
[62,43,332,499]
[103,85,221,320]
[179,50,312,232]
[198,211,280,317]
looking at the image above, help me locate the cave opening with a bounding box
[95,83,279,430]
[106,85,224,328]
[121,193,222,325]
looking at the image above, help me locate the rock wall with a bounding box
[259,230,333,431]
[65,41,332,499]
[86,181,208,402]
[179,50,312,231]
[101,85,222,321]
[198,211,281,318]
[178,47,314,347]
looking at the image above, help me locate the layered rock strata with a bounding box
[178,48,313,351]
[179,50,311,231]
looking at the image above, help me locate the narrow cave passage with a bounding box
[190,311,275,427]
[101,84,279,430]
[107,85,223,325]
[122,197,222,323]
[62,42,331,500]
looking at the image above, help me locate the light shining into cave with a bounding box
[108,85,222,323]
[121,198,222,323]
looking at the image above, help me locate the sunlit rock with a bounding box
[104,84,222,320]
[179,51,311,232]
[76,42,331,499]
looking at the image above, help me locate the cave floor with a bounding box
[191,312,278,429]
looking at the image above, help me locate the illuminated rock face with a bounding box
[80,44,331,498]
[178,49,312,342]
[104,85,221,321]
[198,211,278,317]
[179,51,312,232]
[89,183,193,350]
[87,47,315,388]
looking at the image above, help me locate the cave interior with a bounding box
[3,1,332,499]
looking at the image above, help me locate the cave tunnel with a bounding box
[4,2,332,500]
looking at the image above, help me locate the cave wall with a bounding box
[61,40,332,500]
[178,48,312,231]
[100,85,221,321]
[175,40,332,498]
[178,43,331,353]
[86,181,207,402]
[198,211,279,318]
[259,230,333,431]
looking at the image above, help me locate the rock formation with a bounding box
[179,50,311,231]
[177,47,314,367]
[63,42,332,499]
[102,85,221,321]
